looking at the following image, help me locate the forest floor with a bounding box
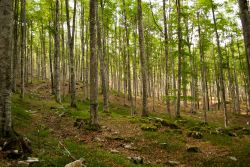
[1,81,250,167]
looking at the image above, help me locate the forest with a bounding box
[0,0,250,166]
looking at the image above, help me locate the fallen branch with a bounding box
[58,141,76,160]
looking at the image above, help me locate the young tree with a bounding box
[0,0,13,137]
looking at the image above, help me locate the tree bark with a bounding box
[238,0,250,114]
[54,0,61,103]
[0,0,13,137]
[137,0,148,117]
[176,0,182,118]
[89,0,99,126]
[211,0,228,127]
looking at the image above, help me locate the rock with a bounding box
[187,131,203,139]
[93,137,105,142]
[228,156,237,161]
[17,161,30,167]
[166,160,180,166]
[187,146,201,153]
[154,118,180,129]
[122,143,133,150]
[65,160,83,167]
[27,157,39,163]
[128,156,143,164]
[110,149,119,153]
[25,110,37,114]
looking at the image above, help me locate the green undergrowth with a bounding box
[9,92,250,167]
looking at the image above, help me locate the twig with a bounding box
[58,141,76,160]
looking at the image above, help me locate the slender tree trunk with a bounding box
[176,0,182,118]
[123,0,134,115]
[54,0,61,103]
[211,0,228,127]
[89,0,99,126]
[97,0,109,112]
[197,12,208,122]
[12,0,19,92]
[20,0,26,99]
[163,0,170,115]
[80,0,86,100]
[65,0,77,107]
[137,0,148,117]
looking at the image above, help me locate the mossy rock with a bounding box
[141,124,158,131]
[153,118,179,129]
[214,128,237,137]
[187,131,203,139]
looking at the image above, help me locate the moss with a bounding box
[141,123,158,131]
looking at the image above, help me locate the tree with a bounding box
[97,0,109,112]
[176,0,182,118]
[137,0,148,117]
[211,0,228,127]
[163,0,170,114]
[89,0,99,126]
[238,0,250,114]
[21,0,26,99]
[65,0,77,107]
[0,0,13,137]
[54,0,61,103]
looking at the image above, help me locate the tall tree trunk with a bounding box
[0,0,13,137]
[238,0,250,114]
[89,0,99,126]
[176,0,182,118]
[12,0,19,92]
[137,0,148,117]
[211,0,228,127]
[197,12,208,122]
[80,0,86,100]
[123,0,134,115]
[54,0,61,103]
[163,0,170,115]
[65,0,77,107]
[20,0,26,99]
[97,0,109,112]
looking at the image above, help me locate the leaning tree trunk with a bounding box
[89,0,99,126]
[238,0,250,114]
[0,0,13,137]
[137,0,148,117]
